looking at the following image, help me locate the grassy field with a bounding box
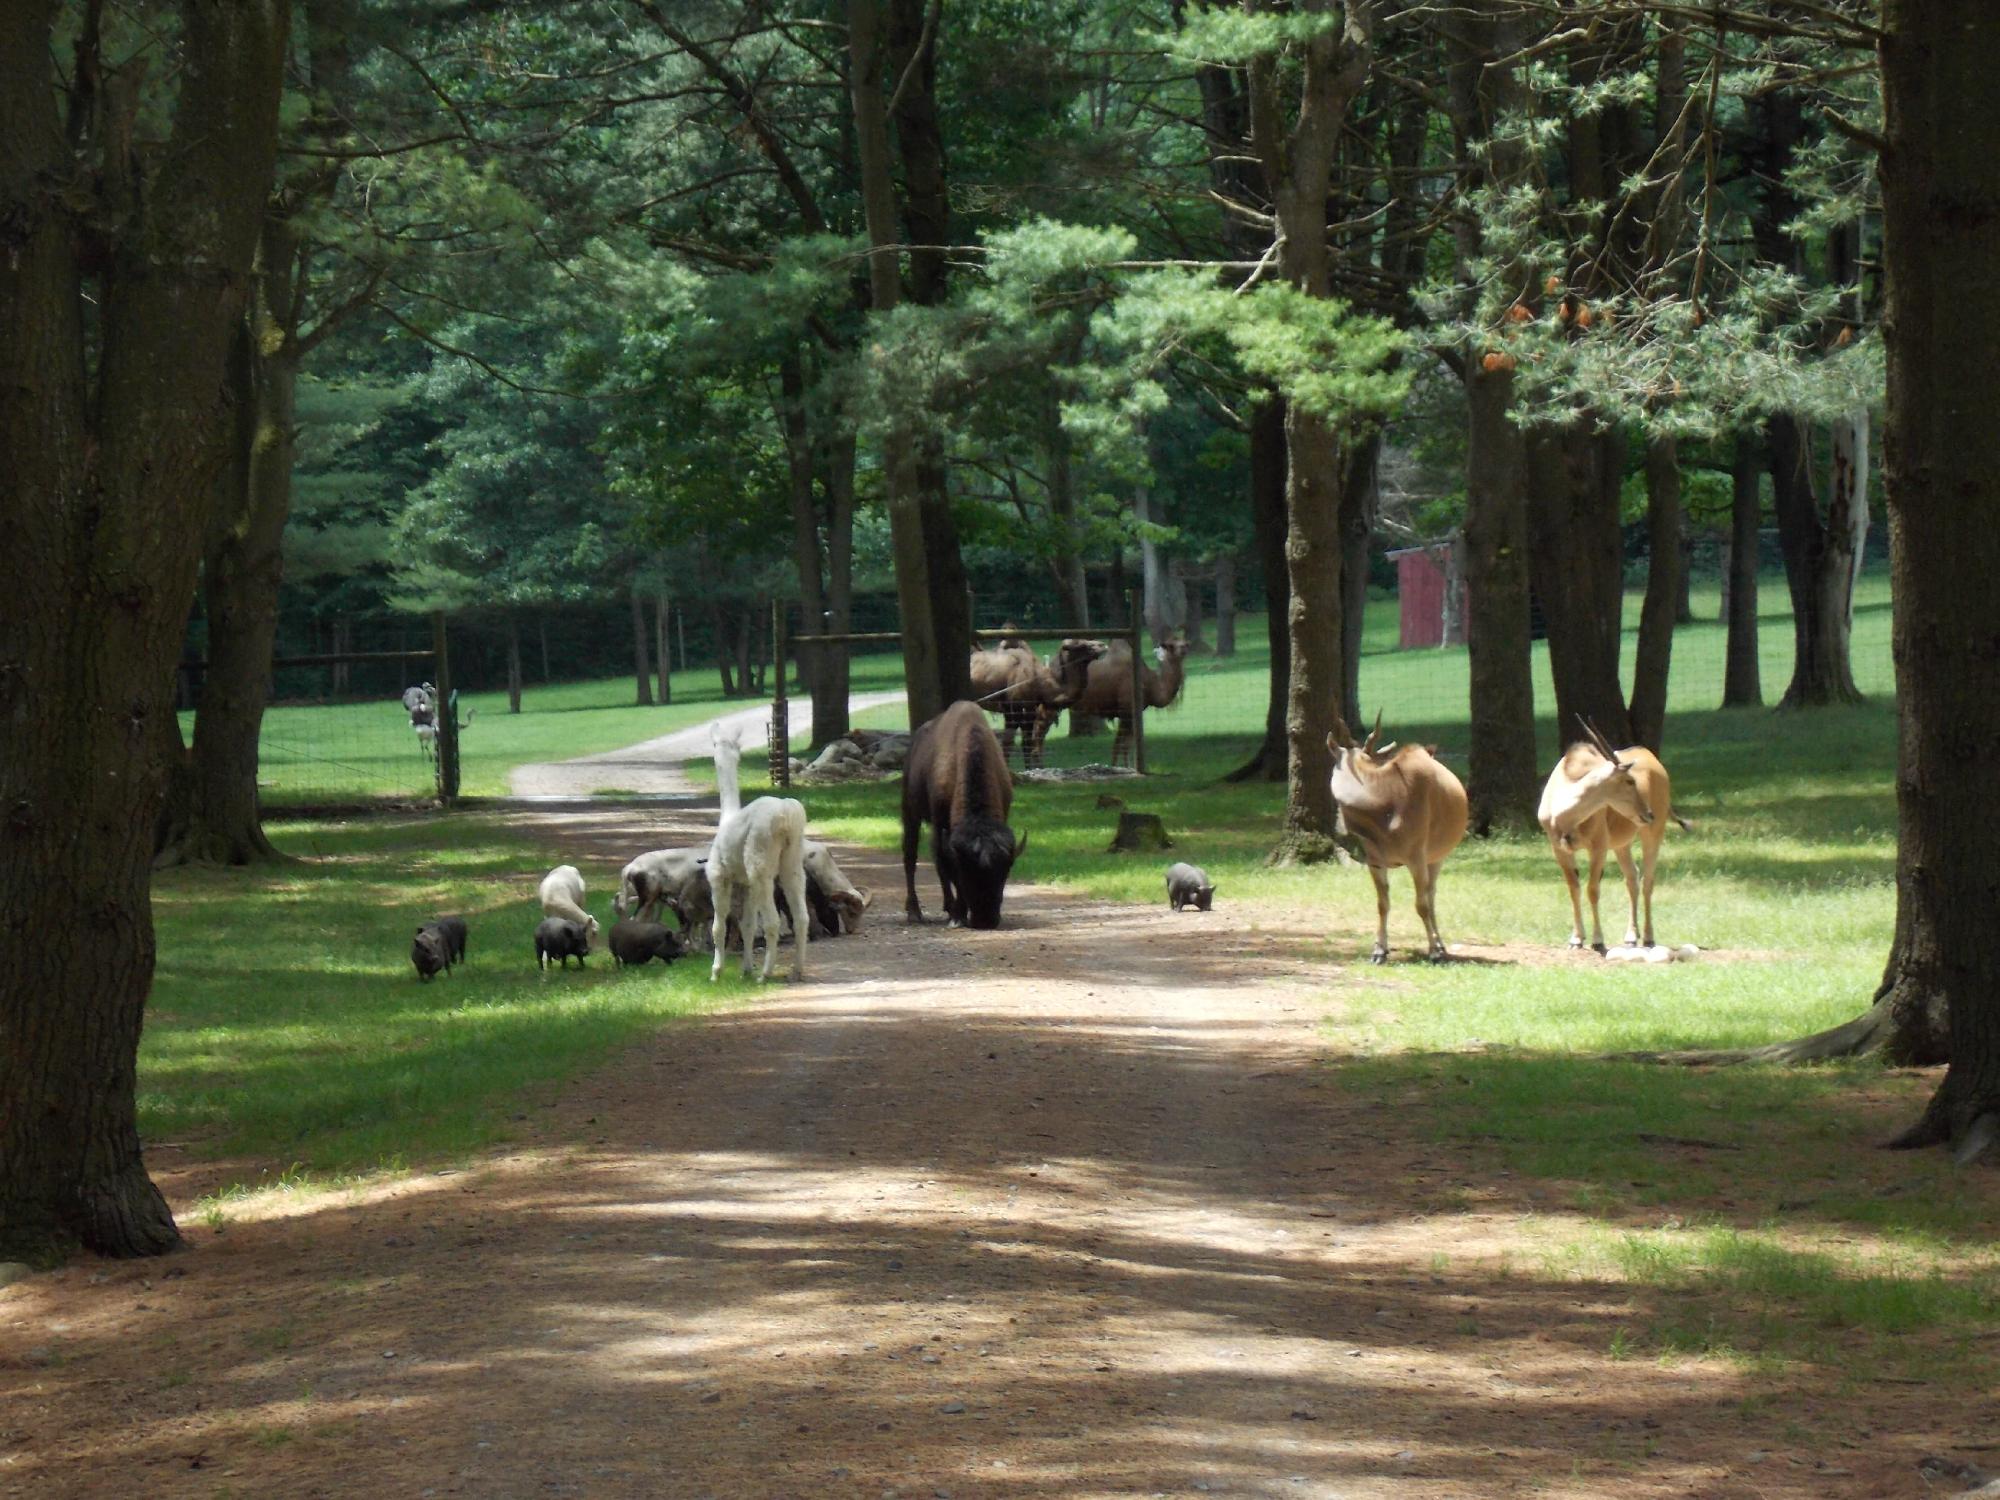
[225,654,912,804]
[143,564,1990,1378]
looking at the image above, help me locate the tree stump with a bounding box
[1109,811,1172,853]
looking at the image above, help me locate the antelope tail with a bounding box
[1669,809,1694,832]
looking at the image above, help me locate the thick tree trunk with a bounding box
[507,614,523,714]
[1627,436,1682,753]
[630,586,654,706]
[1769,414,1865,707]
[1225,396,1290,782]
[1461,363,1541,832]
[1723,432,1763,707]
[711,603,737,697]
[1136,488,1178,643]
[1527,425,1632,745]
[164,332,295,867]
[1214,556,1236,656]
[1277,401,1347,857]
[0,0,289,1261]
[1447,0,1541,833]
[818,432,857,740]
[1877,0,2000,1157]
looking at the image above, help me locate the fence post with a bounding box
[432,611,458,804]
[770,598,791,789]
[1128,586,1147,775]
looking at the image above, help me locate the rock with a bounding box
[0,1263,34,1290]
[939,1401,966,1414]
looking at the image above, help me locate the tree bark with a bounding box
[654,592,670,705]
[1446,0,1542,833]
[0,0,290,1261]
[1461,365,1541,831]
[1245,0,1375,859]
[1225,395,1291,782]
[1723,432,1763,707]
[1877,0,2000,1157]
[1627,436,1682,752]
[1769,414,1865,707]
[161,274,298,868]
[507,613,523,714]
[850,0,956,725]
[711,602,737,696]
[1046,382,1090,628]
[1527,425,1632,745]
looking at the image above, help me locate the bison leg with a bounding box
[1367,863,1391,964]
[902,812,925,923]
[935,834,964,927]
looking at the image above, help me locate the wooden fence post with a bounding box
[770,598,791,789]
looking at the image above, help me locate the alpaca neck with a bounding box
[714,747,743,823]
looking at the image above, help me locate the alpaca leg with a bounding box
[709,878,733,981]
[1613,844,1640,948]
[1368,864,1391,964]
[780,863,809,982]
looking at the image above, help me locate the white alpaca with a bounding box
[537,864,600,938]
[706,724,809,983]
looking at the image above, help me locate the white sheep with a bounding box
[537,864,600,939]
[706,725,808,983]
[615,845,714,946]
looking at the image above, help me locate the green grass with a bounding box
[221,653,911,804]
[141,812,750,1181]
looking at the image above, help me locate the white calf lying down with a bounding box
[537,864,600,939]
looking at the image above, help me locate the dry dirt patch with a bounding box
[0,799,1978,1498]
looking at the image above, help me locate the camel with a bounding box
[1049,637,1189,768]
[967,637,1105,769]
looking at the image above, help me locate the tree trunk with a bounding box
[1277,399,1347,857]
[818,431,857,741]
[711,603,737,697]
[654,592,670,705]
[1136,487,1177,643]
[331,617,350,695]
[507,614,523,714]
[1461,363,1541,832]
[0,0,289,1261]
[1877,0,2000,1158]
[1769,413,1865,707]
[1181,568,1207,653]
[1447,0,1541,833]
[1226,396,1291,782]
[630,585,654,706]
[1214,556,1237,656]
[850,0,950,727]
[539,614,552,683]
[1527,425,1632,745]
[1627,436,1682,753]
[1723,432,1763,707]
[1674,524,1695,626]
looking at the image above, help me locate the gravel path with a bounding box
[506,690,907,798]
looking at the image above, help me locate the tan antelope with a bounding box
[1537,719,1687,952]
[1327,713,1469,963]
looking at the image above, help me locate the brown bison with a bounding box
[902,700,1027,929]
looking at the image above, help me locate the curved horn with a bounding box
[1362,708,1384,756]
[1579,714,1616,758]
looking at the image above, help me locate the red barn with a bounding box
[1387,541,1467,649]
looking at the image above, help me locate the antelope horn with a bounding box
[1329,714,1355,750]
[1362,708,1384,755]
[1375,740,1399,756]
[1580,715,1616,758]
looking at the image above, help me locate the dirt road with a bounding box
[0,790,1955,1497]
